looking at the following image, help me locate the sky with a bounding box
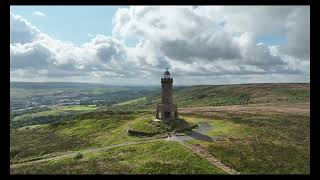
[10,6,310,85]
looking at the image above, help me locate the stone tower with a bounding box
[156,69,178,121]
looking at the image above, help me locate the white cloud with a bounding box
[10,13,143,81]
[10,6,310,85]
[194,6,293,36]
[112,6,309,78]
[33,11,46,17]
[10,12,41,44]
[282,6,310,59]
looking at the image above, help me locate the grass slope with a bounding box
[10,111,141,163]
[115,97,147,106]
[11,141,225,174]
[180,104,310,174]
[10,83,310,174]
[110,83,309,110]
[10,105,98,129]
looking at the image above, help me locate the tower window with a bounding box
[164,112,170,118]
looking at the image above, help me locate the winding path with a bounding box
[11,124,240,175]
[179,142,240,174]
[166,123,240,175]
[10,138,163,169]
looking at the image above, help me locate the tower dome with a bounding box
[164,68,170,78]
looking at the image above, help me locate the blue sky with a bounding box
[10,6,131,45]
[10,6,286,47]
[256,34,287,46]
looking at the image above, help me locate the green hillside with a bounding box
[180,106,310,174]
[109,83,309,110]
[10,110,225,174]
[10,83,310,174]
[10,105,98,129]
[10,111,141,163]
[11,141,224,174]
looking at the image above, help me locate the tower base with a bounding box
[156,103,178,121]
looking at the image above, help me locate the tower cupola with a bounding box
[163,68,171,78]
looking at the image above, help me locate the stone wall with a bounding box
[161,78,173,104]
[156,103,178,121]
[127,129,160,137]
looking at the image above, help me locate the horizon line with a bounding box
[10,81,310,87]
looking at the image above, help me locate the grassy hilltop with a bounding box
[10,111,223,174]
[111,83,309,110]
[10,83,310,174]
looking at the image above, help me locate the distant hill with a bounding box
[110,83,310,110]
[11,82,310,111]
[10,82,121,89]
[10,82,160,98]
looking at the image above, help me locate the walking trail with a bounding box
[166,123,241,175]
[10,138,163,169]
[11,123,240,174]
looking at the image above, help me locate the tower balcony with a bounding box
[161,77,173,83]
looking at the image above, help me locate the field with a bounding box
[109,83,309,110]
[13,105,97,120]
[10,111,141,163]
[114,97,147,106]
[10,105,98,129]
[11,140,224,174]
[179,103,310,174]
[10,83,310,174]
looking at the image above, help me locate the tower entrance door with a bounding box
[164,111,170,119]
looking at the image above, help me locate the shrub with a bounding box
[74,153,83,160]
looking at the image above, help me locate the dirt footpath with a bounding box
[180,142,240,175]
[179,103,309,115]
